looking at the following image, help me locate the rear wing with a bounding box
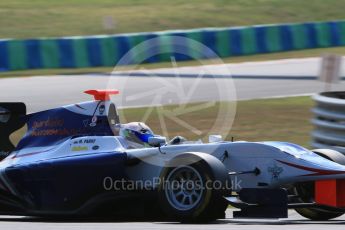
[0,103,26,158]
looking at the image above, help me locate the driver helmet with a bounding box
[119,122,154,148]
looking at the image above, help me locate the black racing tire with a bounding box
[295,207,344,221]
[312,149,345,165]
[158,152,230,223]
[294,149,345,220]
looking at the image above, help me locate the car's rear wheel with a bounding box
[294,149,345,220]
[158,152,230,223]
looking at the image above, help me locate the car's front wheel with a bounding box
[158,152,230,223]
[294,149,345,220]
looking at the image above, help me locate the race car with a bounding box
[0,89,345,222]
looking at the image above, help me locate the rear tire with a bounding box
[294,149,345,220]
[158,152,230,223]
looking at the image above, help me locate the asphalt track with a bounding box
[1,210,345,230]
[1,57,345,113]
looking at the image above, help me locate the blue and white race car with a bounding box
[0,89,345,222]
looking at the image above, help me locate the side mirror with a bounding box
[0,107,10,123]
[209,135,223,143]
[148,136,167,147]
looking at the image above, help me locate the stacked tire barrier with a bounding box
[311,92,345,154]
[1,20,345,71]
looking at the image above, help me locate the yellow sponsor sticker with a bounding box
[72,146,88,152]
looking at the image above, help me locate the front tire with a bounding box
[158,152,230,223]
[294,149,345,220]
[294,181,344,220]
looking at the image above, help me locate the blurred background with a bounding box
[0,0,344,38]
[1,0,345,150]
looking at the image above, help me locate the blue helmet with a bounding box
[119,122,154,148]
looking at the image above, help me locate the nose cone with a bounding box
[277,158,345,178]
[264,142,345,182]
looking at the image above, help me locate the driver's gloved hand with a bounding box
[168,136,187,145]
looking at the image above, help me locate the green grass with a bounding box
[1,46,345,78]
[10,96,314,148]
[1,0,345,39]
[121,96,314,147]
[230,96,313,146]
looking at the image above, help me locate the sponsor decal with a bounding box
[30,128,88,137]
[29,117,89,137]
[268,164,283,181]
[71,146,88,152]
[71,139,96,151]
[84,139,96,144]
[99,104,105,115]
[92,145,100,150]
[32,117,64,129]
[83,119,89,127]
[90,116,97,127]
